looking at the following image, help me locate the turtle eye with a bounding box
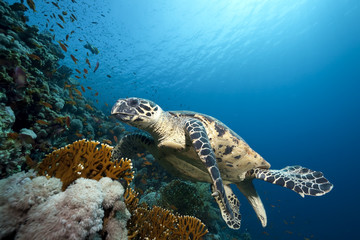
[129,98,139,107]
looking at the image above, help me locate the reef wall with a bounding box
[0,0,123,178]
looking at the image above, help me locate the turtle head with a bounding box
[111,97,163,129]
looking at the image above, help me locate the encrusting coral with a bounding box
[124,188,209,240]
[36,139,134,190]
[0,172,130,240]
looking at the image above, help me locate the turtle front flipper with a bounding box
[185,119,238,225]
[111,132,156,160]
[250,165,333,197]
[212,184,241,229]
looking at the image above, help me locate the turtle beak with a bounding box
[111,99,137,121]
[111,99,125,115]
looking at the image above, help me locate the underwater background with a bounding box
[1,0,359,239]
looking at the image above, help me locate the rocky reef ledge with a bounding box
[0,0,123,178]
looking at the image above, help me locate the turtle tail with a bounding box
[249,165,333,197]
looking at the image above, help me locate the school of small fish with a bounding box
[23,0,113,108]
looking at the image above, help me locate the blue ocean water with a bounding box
[11,0,360,239]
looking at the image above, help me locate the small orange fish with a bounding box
[85,104,93,111]
[75,75,81,79]
[57,41,67,52]
[58,14,65,23]
[84,68,88,74]
[74,88,82,96]
[103,139,112,145]
[36,120,49,125]
[113,135,118,143]
[39,101,53,109]
[65,101,76,105]
[95,92,99,96]
[27,53,41,61]
[81,85,85,92]
[136,153,143,157]
[168,205,178,211]
[87,86,92,90]
[96,99,99,103]
[66,116,71,127]
[26,0,36,12]
[70,54,78,64]
[106,74,111,78]
[70,30,75,34]
[86,52,89,57]
[54,117,64,124]
[104,102,108,107]
[64,84,72,88]
[143,160,152,166]
[85,58,91,68]
[94,61,99,72]
[66,34,69,41]
[75,69,81,74]
[71,14,77,21]
[83,74,87,79]
[49,28,54,32]
[51,2,60,9]
[62,11,67,15]
[32,42,43,48]
[75,132,83,138]
[56,22,64,29]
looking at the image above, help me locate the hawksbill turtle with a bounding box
[111,97,333,229]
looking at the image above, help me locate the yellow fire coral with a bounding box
[124,189,208,240]
[36,139,134,190]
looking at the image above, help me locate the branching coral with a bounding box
[36,139,134,189]
[124,188,208,240]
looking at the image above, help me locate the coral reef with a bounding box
[0,0,249,238]
[124,188,209,240]
[0,0,125,178]
[0,172,129,240]
[36,139,134,190]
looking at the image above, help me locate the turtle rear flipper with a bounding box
[111,132,156,160]
[236,180,267,227]
[251,165,333,197]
